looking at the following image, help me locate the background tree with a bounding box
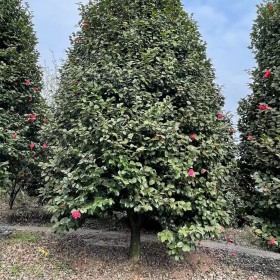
[0,0,46,208]
[238,0,280,248]
[41,0,236,260]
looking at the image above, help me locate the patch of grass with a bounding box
[9,231,40,244]
[10,262,21,277]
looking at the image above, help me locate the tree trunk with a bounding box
[9,188,18,210]
[9,179,21,210]
[127,210,142,262]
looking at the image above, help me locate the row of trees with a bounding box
[0,0,279,260]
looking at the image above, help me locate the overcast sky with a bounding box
[26,0,260,121]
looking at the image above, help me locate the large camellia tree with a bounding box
[41,0,236,260]
[0,0,46,208]
[238,0,280,248]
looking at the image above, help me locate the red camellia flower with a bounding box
[30,142,35,150]
[25,79,31,85]
[28,113,37,123]
[42,143,48,149]
[264,70,271,79]
[217,113,223,120]
[247,136,254,141]
[188,169,195,177]
[268,5,273,9]
[258,104,266,110]
[72,210,81,219]
[33,87,39,91]
[190,134,196,141]
[269,237,276,246]
[226,237,233,243]
[258,104,271,111]
[12,133,17,139]
[229,128,234,135]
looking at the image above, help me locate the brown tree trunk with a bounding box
[127,210,142,262]
[9,179,21,210]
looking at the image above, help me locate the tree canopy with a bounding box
[41,0,236,260]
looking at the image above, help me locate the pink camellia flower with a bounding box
[72,210,81,219]
[188,169,195,177]
[12,133,17,139]
[231,252,237,257]
[42,143,48,149]
[43,118,47,123]
[269,237,276,246]
[25,79,31,85]
[33,87,39,91]
[83,20,88,29]
[217,113,223,120]
[247,136,254,141]
[190,134,196,141]
[30,142,35,150]
[201,168,207,174]
[264,70,271,79]
[77,37,81,43]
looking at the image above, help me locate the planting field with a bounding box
[1,196,280,280]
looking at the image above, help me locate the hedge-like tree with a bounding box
[0,0,46,208]
[238,1,280,248]
[41,0,236,260]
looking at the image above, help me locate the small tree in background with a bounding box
[238,0,280,248]
[41,51,60,107]
[0,0,46,208]
[41,0,236,260]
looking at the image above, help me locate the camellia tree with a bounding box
[238,1,280,248]
[0,0,46,208]
[41,0,236,260]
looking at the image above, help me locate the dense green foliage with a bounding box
[0,0,46,208]
[41,0,236,259]
[238,0,280,248]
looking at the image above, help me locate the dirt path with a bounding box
[3,224,280,261]
[2,224,280,279]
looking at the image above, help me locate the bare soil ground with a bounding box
[1,194,280,280]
